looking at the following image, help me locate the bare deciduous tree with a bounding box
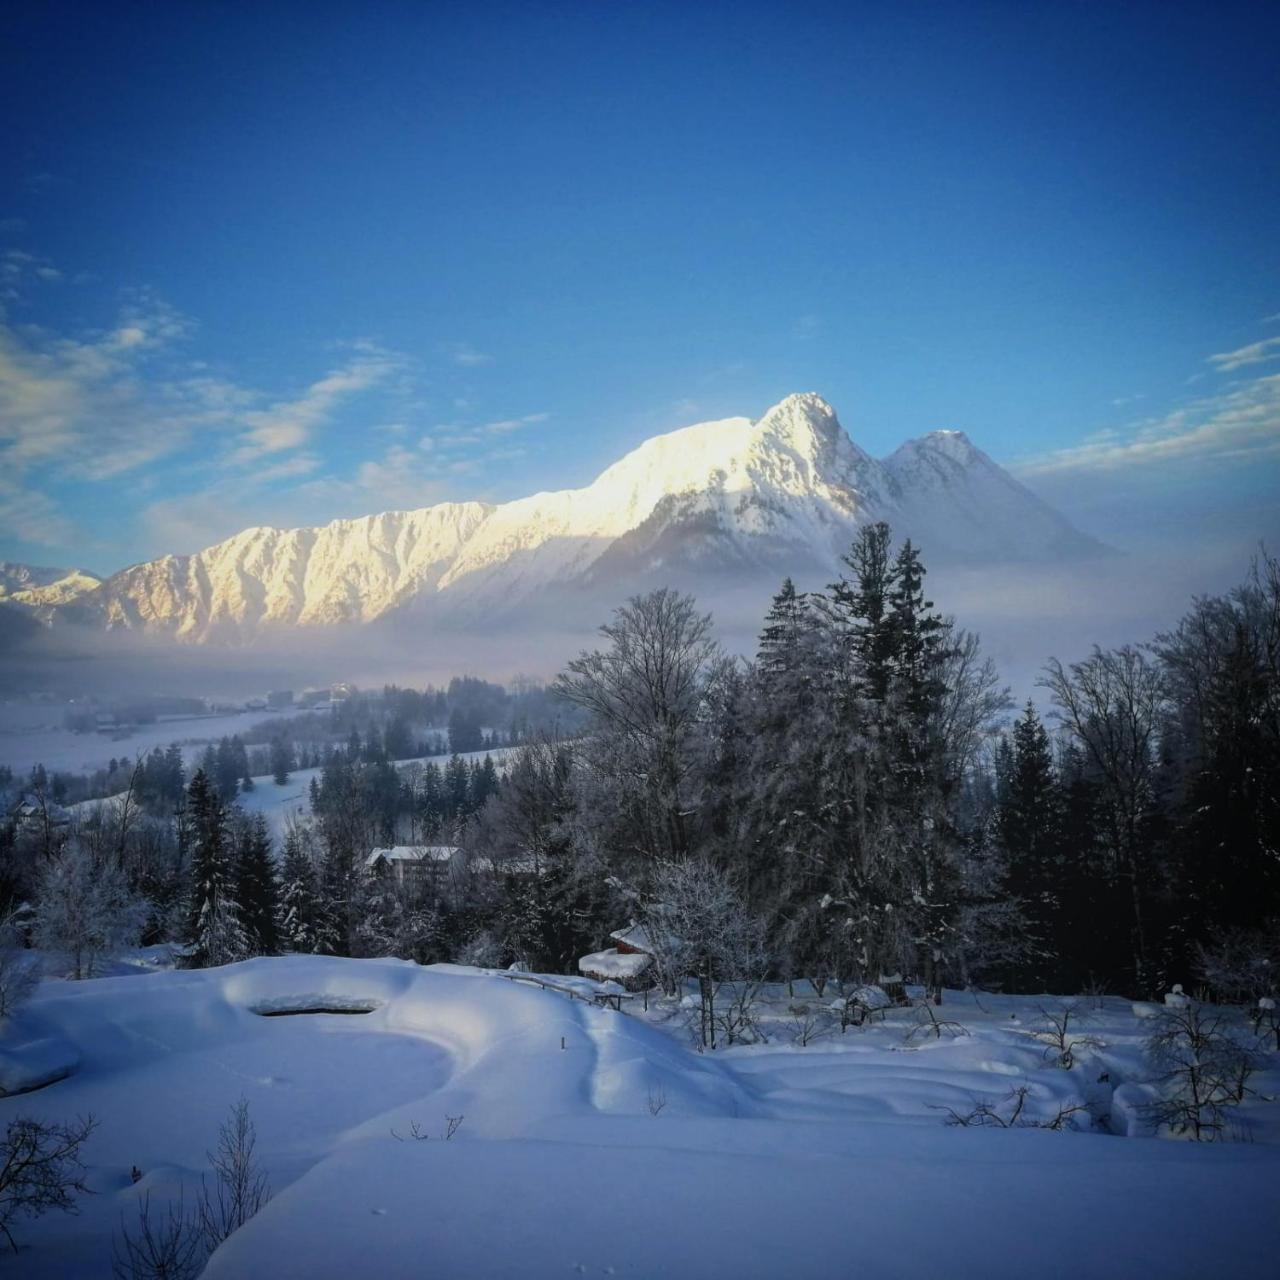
[1025,1002,1103,1069]
[197,1099,271,1251]
[34,843,148,980]
[903,1001,970,1042]
[1041,646,1164,991]
[0,1114,96,1253]
[1143,1002,1261,1141]
[649,859,767,1049]
[1194,922,1280,1004]
[112,1191,204,1280]
[554,589,728,871]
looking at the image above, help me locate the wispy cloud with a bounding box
[478,411,548,436]
[0,289,196,486]
[1017,373,1280,477]
[0,262,418,550]
[226,345,400,465]
[442,341,493,368]
[1207,336,1280,373]
[0,475,77,546]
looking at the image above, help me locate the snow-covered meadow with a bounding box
[3,957,1278,1278]
[0,705,301,780]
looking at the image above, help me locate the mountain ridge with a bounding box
[16,393,1106,643]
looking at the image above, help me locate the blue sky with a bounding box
[1,1,1277,575]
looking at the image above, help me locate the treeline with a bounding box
[460,527,1279,999]
[16,674,578,810]
[4,526,1276,1003]
[232,676,578,757]
[178,744,506,968]
[1,742,508,976]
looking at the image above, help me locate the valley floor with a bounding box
[2,957,1278,1278]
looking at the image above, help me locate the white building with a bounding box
[364,845,460,891]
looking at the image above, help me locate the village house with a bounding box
[7,793,72,836]
[364,845,459,892]
[578,921,661,992]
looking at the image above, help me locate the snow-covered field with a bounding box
[3,958,1278,1278]
[0,705,302,779]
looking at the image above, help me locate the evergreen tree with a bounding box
[448,706,483,755]
[469,755,500,812]
[383,716,413,762]
[270,737,294,787]
[418,762,444,838]
[738,581,831,980]
[445,754,471,824]
[184,769,246,967]
[278,827,322,953]
[996,702,1066,984]
[234,814,279,956]
[163,743,186,805]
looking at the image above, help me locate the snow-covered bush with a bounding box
[456,929,504,969]
[1195,923,1279,1004]
[651,859,768,1049]
[34,844,148,980]
[0,912,37,1019]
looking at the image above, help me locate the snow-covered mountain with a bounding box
[51,394,1105,642]
[0,562,103,614]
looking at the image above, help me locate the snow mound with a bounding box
[0,1035,79,1095]
[5,960,1279,1279]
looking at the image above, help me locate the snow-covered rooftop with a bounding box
[578,948,654,980]
[365,845,459,867]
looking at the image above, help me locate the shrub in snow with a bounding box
[788,1002,834,1046]
[1142,1002,1261,1142]
[1025,1003,1103,1069]
[34,843,148,980]
[456,930,504,969]
[390,1115,464,1143]
[112,1191,204,1280]
[198,1098,271,1252]
[1249,997,1279,1050]
[113,1098,270,1277]
[903,1001,969,1043]
[934,1085,1089,1132]
[0,1113,96,1253]
[1194,923,1279,1005]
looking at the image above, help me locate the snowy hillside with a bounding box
[2,958,1277,1278]
[52,394,1106,642]
[0,563,102,615]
